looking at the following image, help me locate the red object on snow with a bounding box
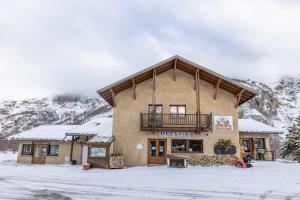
[235,160,247,168]
[82,163,90,170]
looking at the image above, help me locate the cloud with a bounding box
[0,0,300,101]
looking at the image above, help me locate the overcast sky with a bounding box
[1,1,300,101]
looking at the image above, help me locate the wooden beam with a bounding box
[153,69,156,91]
[132,78,136,100]
[235,89,245,108]
[194,69,199,91]
[70,136,74,162]
[173,59,177,81]
[110,88,116,107]
[214,78,222,100]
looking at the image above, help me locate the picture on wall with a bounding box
[214,116,233,130]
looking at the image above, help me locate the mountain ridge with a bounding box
[1,76,299,137]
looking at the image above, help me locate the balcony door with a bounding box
[148,139,166,164]
[148,104,163,127]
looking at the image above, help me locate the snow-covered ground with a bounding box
[0,152,300,200]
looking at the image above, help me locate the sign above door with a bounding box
[159,131,191,138]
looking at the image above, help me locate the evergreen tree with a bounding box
[281,115,300,160]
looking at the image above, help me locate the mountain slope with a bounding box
[237,75,300,133]
[0,95,111,137]
[1,76,299,138]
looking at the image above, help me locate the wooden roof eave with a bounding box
[97,55,257,106]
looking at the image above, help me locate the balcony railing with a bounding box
[140,113,212,132]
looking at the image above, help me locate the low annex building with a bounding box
[10,117,114,168]
[239,119,283,161]
[97,55,258,166]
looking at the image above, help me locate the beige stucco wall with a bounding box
[112,69,240,166]
[17,141,83,164]
[239,133,272,161]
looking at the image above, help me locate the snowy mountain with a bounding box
[0,95,111,137]
[237,75,300,133]
[0,76,299,138]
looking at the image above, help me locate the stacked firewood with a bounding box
[110,154,124,169]
[179,154,238,166]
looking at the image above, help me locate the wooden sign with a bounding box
[214,116,233,130]
[159,131,191,138]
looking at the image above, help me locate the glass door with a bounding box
[148,139,166,164]
[32,144,48,164]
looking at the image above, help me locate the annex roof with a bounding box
[97,55,257,106]
[67,117,114,144]
[9,125,79,141]
[239,119,283,134]
[67,117,112,136]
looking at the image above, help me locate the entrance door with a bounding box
[148,139,166,164]
[32,144,48,164]
[240,138,253,158]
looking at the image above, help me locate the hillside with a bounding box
[0,95,111,137]
[0,76,299,138]
[237,75,300,133]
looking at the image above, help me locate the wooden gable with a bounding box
[97,55,257,107]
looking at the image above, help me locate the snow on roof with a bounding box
[239,119,283,134]
[9,125,79,141]
[68,117,112,136]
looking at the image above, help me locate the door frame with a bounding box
[240,138,254,158]
[147,139,167,165]
[32,142,49,164]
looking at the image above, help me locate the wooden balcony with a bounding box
[140,113,212,132]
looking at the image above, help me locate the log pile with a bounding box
[109,154,124,169]
[179,154,238,166]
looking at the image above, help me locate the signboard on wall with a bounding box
[159,131,191,138]
[214,116,233,130]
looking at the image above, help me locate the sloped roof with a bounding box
[239,119,283,134]
[9,125,79,141]
[68,117,114,144]
[97,55,257,106]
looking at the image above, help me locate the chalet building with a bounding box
[10,117,114,168]
[97,55,257,166]
[239,119,283,161]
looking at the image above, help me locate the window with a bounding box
[90,147,106,158]
[171,140,186,153]
[170,105,186,116]
[48,145,59,156]
[171,139,203,153]
[254,138,265,149]
[188,140,203,153]
[22,144,32,155]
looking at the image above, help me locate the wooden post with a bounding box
[70,136,74,161]
[235,89,245,108]
[173,58,177,81]
[214,78,222,100]
[195,69,201,134]
[110,89,116,107]
[152,69,157,132]
[132,78,136,100]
